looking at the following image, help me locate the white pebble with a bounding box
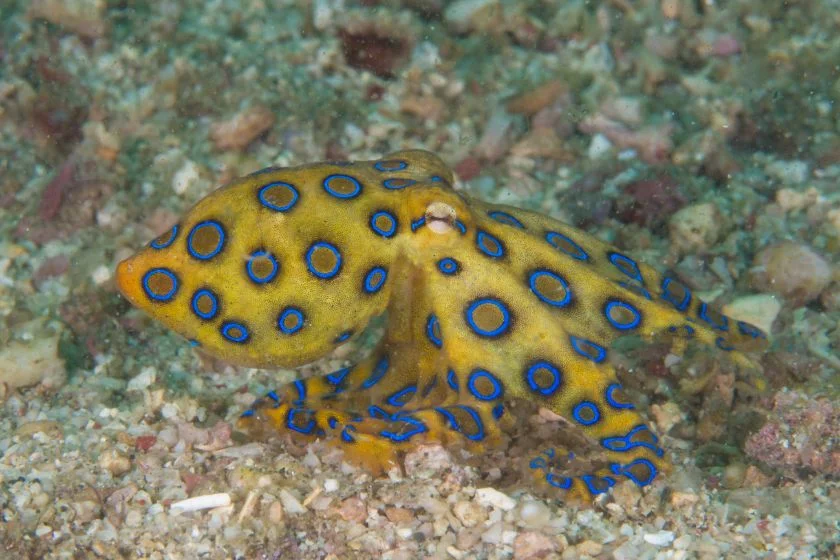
[172,160,200,195]
[170,493,231,513]
[323,478,339,493]
[91,264,112,285]
[587,133,613,159]
[643,530,675,547]
[278,489,307,515]
[518,500,551,529]
[475,487,516,511]
[127,366,157,392]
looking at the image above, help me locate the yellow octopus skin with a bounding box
[116,150,768,498]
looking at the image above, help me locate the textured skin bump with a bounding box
[117,149,768,499]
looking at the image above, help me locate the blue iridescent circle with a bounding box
[529,269,572,308]
[363,266,388,294]
[569,336,607,363]
[546,473,573,489]
[380,414,427,442]
[572,401,601,426]
[661,277,691,311]
[361,356,389,389]
[524,360,562,396]
[437,257,460,275]
[605,383,635,410]
[258,182,299,212]
[476,230,505,258]
[305,241,342,279]
[322,174,362,199]
[435,405,485,441]
[467,369,503,401]
[612,458,658,487]
[580,474,615,495]
[245,249,279,284]
[604,299,642,330]
[545,231,589,261]
[487,210,525,229]
[142,268,179,302]
[374,160,408,172]
[220,321,250,343]
[143,268,178,302]
[277,306,305,335]
[698,302,729,331]
[150,225,178,249]
[426,314,443,348]
[334,330,353,343]
[369,210,397,238]
[386,385,417,407]
[465,297,511,338]
[382,177,416,190]
[187,220,226,260]
[446,369,458,391]
[190,288,219,320]
[608,252,643,282]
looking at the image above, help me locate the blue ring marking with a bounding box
[601,425,665,456]
[363,266,388,294]
[220,321,250,343]
[435,406,485,441]
[327,416,338,429]
[369,210,398,238]
[240,409,255,418]
[381,415,427,442]
[368,405,390,420]
[699,302,729,331]
[286,408,315,434]
[150,224,178,249]
[446,369,458,391]
[374,160,407,172]
[293,379,306,404]
[546,473,573,489]
[454,220,467,235]
[529,269,572,308]
[188,339,201,347]
[437,257,460,275]
[277,306,305,335]
[545,231,589,261]
[386,385,417,407]
[322,174,362,199]
[334,330,353,343]
[476,230,505,258]
[325,367,351,392]
[661,277,691,311]
[467,369,503,401]
[190,288,218,320]
[609,252,643,282]
[430,175,443,182]
[737,321,766,339]
[258,182,299,212]
[580,475,615,495]
[465,297,511,338]
[669,324,696,338]
[341,425,357,443]
[142,268,179,302]
[492,404,504,420]
[524,361,562,397]
[715,336,734,351]
[569,336,607,363]
[187,220,226,260]
[246,249,279,284]
[611,458,658,487]
[572,401,601,426]
[361,356,389,389]
[487,210,525,229]
[426,314,443,348]
[410,216,426,232]
[605,383,635,410]
[305,241,342,279]
[382,177,416,190]
[267,390,281,403]
[604,299,642,330]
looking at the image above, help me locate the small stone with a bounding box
[323,478,339,493]
[403,443,453,477]
[750,242,831,305]
[517,501,551,530]
[723,295,781,336]
[513,531,556,559]
[278,489,306,515]
[0,333,66,390]
[98,450,131,477]
[210,105,276,151]
[721,462,747,489]
[171,159,201,196]
[127,366,157,392]
[644,530,675,547]
[453,501,487,528]
[668,202,723,255]
[765,159,809,184]
[91,264,112,285]
[475,487,516,511]
[575,539,603,555]
[669,491,700,508]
